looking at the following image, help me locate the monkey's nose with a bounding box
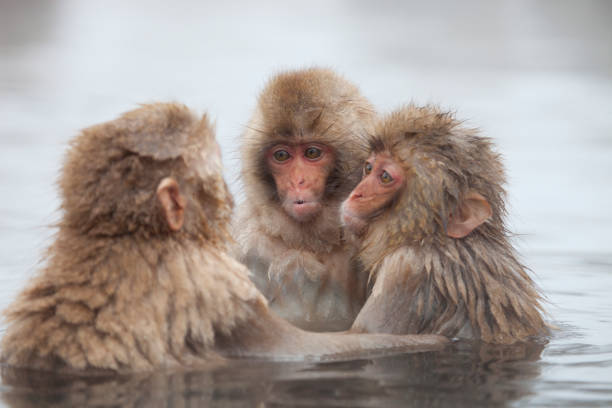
[291,176,307,190]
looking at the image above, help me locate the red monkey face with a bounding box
[341,152,404,234]
[266,143,335,222]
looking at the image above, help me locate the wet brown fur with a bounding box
[1,103,447,373]
[351,105,547,344]
[233,68,375,331]
[0,103,258,372]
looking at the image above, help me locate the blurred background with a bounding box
[1,0,611,406]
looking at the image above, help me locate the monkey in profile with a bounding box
[0,103,447,373]
[233,67,375,332]
[341,104,547,344]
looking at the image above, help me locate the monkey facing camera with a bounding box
[233,68,377,332]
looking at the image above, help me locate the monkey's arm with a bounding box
[215,304,447,360]
[350,253,429,335]
[349,251,472,338]
[350,283,417,334]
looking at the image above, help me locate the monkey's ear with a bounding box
[447,191,492,238]
[156,177,186,232]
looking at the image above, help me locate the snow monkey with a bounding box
[0,103,447,374]
[342,104,547,344]
[233,67,376,331]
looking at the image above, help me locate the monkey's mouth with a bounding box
[293,200,319,211]
[286,199,321,221]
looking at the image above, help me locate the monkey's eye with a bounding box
[380,171,394,184]
[273,150,291,162]
[304,147,322,160]
[364,162,373,175]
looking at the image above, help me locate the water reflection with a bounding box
[1,340,545,407]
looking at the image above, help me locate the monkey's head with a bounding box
[241,67,375,223]
[60,103,233,245]
[341,104,506,247]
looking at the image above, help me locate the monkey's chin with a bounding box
[340,208,368,236]
[285,201,322,223]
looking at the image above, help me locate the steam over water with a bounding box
[1,1,611,406]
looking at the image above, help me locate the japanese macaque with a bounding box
[233,68,375,331]
[342,105,547,344]
[0,103,447,374]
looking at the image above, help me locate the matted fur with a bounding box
[233,68,376,331]
[0,103,263,372]
[352,105,546,344]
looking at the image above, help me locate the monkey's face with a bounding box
[341,152,404,235]
[266,142,335,222]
